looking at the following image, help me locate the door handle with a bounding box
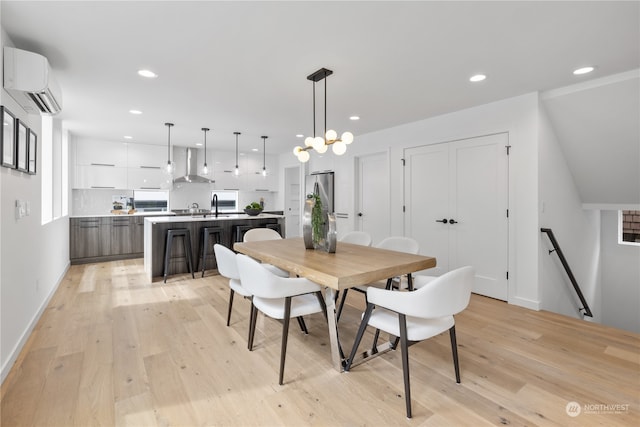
[449,219,458,224]
[357,212,363,217]
[435,218,448,224]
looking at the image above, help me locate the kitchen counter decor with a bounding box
[303,193,336,253]
[244,201,263,216]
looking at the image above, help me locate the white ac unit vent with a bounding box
[3,46,63,115]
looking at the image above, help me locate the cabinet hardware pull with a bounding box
[80,226,99,228]
[140,187,161,190]
[139,166,161,169]
[90,163,115,167]
[449,219,458,224]
[435,218,448,223]
[91,186,115,189]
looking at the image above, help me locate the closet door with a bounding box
[404,143,450,276]
[404,133,509,300]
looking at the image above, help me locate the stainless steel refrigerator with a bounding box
[305,171,334,214]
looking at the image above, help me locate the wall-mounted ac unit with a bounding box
[3,46,63,115]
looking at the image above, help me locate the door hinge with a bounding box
[506,145,511,155]
[401,158,406,166]
[403,205,406,213]
[506,271,509,280]
[506,209,509,218]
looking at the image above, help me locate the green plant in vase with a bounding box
[309,193,324,245]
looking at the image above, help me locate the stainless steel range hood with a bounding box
[173,147,214,184]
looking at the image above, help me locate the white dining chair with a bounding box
[243,227,289,278]
[339,231,372,247]
[345,266,474,418]
[243,227,282,241]
[236,253,327,385]
[336,236,420,321]
[214,243,252,327]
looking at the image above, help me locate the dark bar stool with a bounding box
[198,226,224,277]
[265,223,282,235]
[233,224,254,243]
[163,228,195,283]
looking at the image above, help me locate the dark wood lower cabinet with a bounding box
[70,216,146,264]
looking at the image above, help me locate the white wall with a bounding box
[291,93,542,309]
[600,211,640,333]
[538,105,602,322]
[1,30,70,383]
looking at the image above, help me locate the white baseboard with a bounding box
[1,262,70,384]
[509,296,541,311]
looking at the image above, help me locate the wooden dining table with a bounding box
[233,237,437,371]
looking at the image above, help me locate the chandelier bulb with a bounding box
[203,164,209,175]
[325,129,337,142]
[262,167,267,177]
[316,143,328,154]
[332,140,347,155]
[342,131,354,145]
[312,136,325,152]
[297,150,310,163]
[304,137,314,148]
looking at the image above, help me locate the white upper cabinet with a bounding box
[212,151,245,190]
[246,152,277,191]
[128,143,166,168]
[75,164,128,189]
[76,139,128,167]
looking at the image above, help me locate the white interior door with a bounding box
[356,152,389,245]
[284,166,300,237]
[404,133,509,300]
[404,143,450,276]
[449,134,509,300]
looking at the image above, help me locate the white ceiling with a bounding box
[2,1,639,188]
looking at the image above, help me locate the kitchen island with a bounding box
[143,213,285,282]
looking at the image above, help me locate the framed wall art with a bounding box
[16,119,28,172]
[28,128,37,174]
[1,106,16,168]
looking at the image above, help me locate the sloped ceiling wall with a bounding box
[542,71,639,206]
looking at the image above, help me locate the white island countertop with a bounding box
[144,213,284,224]
[70,211,176,218]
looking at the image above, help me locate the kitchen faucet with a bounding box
[212,194,218,217]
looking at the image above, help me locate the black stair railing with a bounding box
[541,228,593,318]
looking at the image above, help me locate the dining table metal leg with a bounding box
[323,287,344,371]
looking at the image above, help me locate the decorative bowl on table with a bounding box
[244,208,263,216]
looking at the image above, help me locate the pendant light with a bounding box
[293,68,354,162]
[165,122,174,174]
[261,135,268,177]
[233,131,241,176]
[201,127,210,175]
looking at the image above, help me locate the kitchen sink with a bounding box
[172,209,212,215]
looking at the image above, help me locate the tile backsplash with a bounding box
[71,187,277,216]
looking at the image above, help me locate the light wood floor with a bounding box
[2,259,638,426]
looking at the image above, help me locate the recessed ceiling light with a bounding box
[129,109,142,115]
[469,74,487,82]
[124,135,133,139]
[573,66,594,75]
[349,116,360,121]
[296,134,304,138]
[138,69,158,78]
[195,143,203,146]
[252,148,259,152]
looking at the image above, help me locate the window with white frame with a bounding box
[619,210,640,246]
[41,115,68,224]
